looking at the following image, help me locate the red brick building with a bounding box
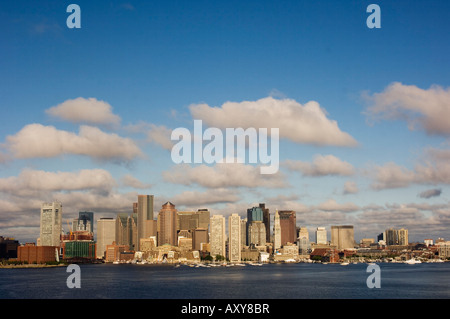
[17,243,59,264]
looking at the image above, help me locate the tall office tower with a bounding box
[385,228,398,245]
[398,228,409,245]
[177,209,210,233]
[273,211,281,250]
[137,195,154,250]
[130,213,138,250]
[260,203,270,243]
[297,227,310,254]
[196,209,210,230]
[210,215,226,259]
[116,213,131,249]
[248,221,266,246]
[331,225,355,250]
[39,202,62,247]
[97,218,116,259]
[315,227,327,244]
[75,211,94,233]
[178,211,197,231]
[377,232,385,243]
[157,202,177,246]
[228,214,241,262]
[246,206,264,245]
[240,218,247,247]
[192,228,209,251]
[279,210,296,246]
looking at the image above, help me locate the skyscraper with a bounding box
[157,202,177,246]
[279,210,296,246]
[228,214,241,262]
[39,201,62,247]
[331,225,355,250]
[246,206,263,246]
[297,227,310,254]
[273,211,281,250]
[385,228,408,246]
[210,215,226,259]
[260,203,270,243]
[248,221,266,246]
[398,228,409,246]
[137,195,154,250]
[315,227,327,244]
[116,213,131,249]
[385,228,398,245]
[97,217,115,259]
[75,211,94,234]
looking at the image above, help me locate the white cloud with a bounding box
[343,181,359,194]
[365,82,450,136]
[171,188,241,207]
[316,199,360,212]
[147,124,174,150]
[0,168,117,197]
[46,97,121,127]
[121,174,152,189]
[284,154,354,177]
[6,124,142,163]
[370,147,450,189]
[370,162,416,190]
[189,96,358,147]
[162,163,287,189]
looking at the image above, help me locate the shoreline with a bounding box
[0,263,68,269]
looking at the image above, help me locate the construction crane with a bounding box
[66,219,73,236]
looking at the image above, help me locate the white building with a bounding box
[210,215,226,260]
[39,202,62,247]
[228,214,241,262]
[315,227,327,244]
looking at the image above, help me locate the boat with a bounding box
[404,259,422,264]
[340,262,349,266]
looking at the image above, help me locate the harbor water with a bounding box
[1,262,449,299]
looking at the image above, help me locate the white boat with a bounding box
[340,262,349,266]
[404,259,422,264]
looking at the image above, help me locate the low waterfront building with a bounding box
[17,243,59,264]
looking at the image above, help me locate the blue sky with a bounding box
[1,0,450,243]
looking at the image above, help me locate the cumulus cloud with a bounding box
[0,168,117,197]
[370,147,450,190]
[121,174,152,189]
[284,154,354,177]
[147,124,174,150]
[418,188,442,199]
[365,82,450,136]
[370,162,416,190]
[189,96,358,147]
[316,199,360,212]
[171,188,241,207]
[162,163,287,189]
[6,124,142,163]
[343,181,359,194]
[0,168,139,242]
[46,97,121,127]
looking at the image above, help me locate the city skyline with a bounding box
[1,1,450,244]
[8,196,442,247]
